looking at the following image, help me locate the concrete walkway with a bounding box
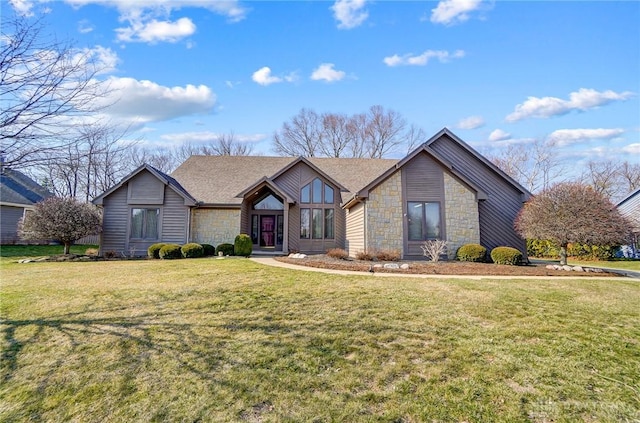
[249,257,635,281]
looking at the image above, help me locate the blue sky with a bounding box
[5,0,640,168]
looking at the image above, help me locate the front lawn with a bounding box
[1,258,638,422]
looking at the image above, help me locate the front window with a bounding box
[407,202,440,241]
[131,208,159,240]
[300,178,336,239]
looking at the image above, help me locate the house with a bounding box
[92,128,531,259]
[617,187,640,258]
[0,166,53,244]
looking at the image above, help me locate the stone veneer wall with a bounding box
[366,170,404,254]
[190,208,240,245]
[443,172,480,259]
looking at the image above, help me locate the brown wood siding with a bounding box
[127,170,165,205]
[429,135,526,253]
[346,202,365,256]
[402,152,446,257]
[274,161,345,254]
[0,205,24,244]
[101,184,128,255]
[161,186,189,244]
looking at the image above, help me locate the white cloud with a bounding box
[252,67,282,86]
[331,0,368,29]
[623,143,640,155]
[116,17,196,43]
[252,67,297,86]
[96,77,215,123]
[547,128,625,146]
[506,88,635,122]
[488,129,511,142]
[457,115,485,130]
[78,19,95,34]
[383,49,465,67]
[8,0,35,16]
[74,46,119,75]
[431,0,483,25]
[310,63,346,82]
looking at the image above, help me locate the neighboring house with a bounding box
[0,167,53,244]
[617,187,640,258]
[92,128,531,258]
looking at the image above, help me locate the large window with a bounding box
[131,208,159,240]
[300,178,335,239]
[407,202,440,241]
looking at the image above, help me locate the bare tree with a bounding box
[272,108,322,157]
[582,160,640,202]
[618,162,640,194]
[489,139,564,193]
[272,106,423,159]
[1,16,108,168]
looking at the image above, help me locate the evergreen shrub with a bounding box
[201,243,216,257]
[216,243,234,256]
[490,246,524,265]
[456,243,487,262]
[159,244,182,259]
[148,243,167,259]
[234,234,252,257]
[181,243,204,258]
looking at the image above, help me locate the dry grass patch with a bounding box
[1,257,639,422]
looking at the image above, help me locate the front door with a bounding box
[260,215,276,247]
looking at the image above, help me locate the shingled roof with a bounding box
[170,155,398,206]
[0,168,52,206]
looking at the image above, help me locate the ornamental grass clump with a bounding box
[326,248,349,260]
[181,243,204,259]
[216,243,234,256]
[234,234,252,257]
[148,243,166,259]
[159,244,182,260]
[456,243,487,262]
[490,246,524,265]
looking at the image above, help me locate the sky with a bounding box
[4,0,640,170]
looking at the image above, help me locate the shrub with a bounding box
[456,243,487,262]
[216,243,234,256]
[526,239,560,258]
[490,246,524,265]
[104,250,117,259]
[201,243,216,257]
[234,234,252,257]
[84,247,99,256]
[326,248,349,260]
[355,250,375,261]
[148,243,167,259]
[159,244,182,259]
[181,243,204,258]
[421,240,448,262]
[375,249,401,262]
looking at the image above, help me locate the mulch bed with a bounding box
[275,255,619,277]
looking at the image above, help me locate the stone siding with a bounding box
[366,171,403,254]
[443,173,480,258]
[191,208,240,245]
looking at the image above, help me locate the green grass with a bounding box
[1,255,639,422]
[567,259,640,272]
[0,244,98,261]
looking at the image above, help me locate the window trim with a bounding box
[129,207,161,241]
[407,201,441,241]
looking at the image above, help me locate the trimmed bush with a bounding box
[148,243,167,259]
[326,248,349,260]
[201,243,216,257]
[234,234,252,257]
[181,243,204,258]
[456,243,487,262]
[159,244,182,260]
[216,243,234,256]
[490,246,524,265]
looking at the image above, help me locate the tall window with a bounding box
[131,208,159,240]
[407,202,440,241]
[300,178,335,239]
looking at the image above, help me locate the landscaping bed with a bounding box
[276,254,619,277]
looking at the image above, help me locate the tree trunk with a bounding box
[560,243,568,266]
[64,242,71,255]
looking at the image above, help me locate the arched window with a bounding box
[252,194,284,210]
